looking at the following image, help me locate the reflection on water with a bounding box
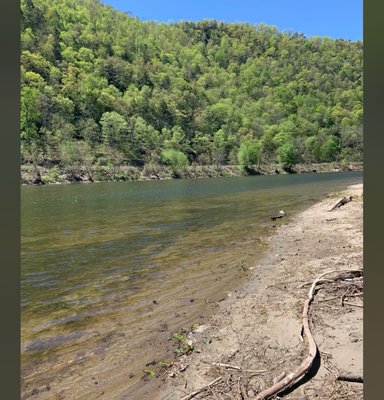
[21,172,362,399]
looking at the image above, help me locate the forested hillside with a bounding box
[21,0,363,180]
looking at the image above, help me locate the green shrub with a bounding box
[277,142,299,168]
[160,148,188,176]
[42,167,60,183]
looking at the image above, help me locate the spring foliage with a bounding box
[21,0,363,170]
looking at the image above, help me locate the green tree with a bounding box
[237,141,261,168]
[129,116,160,162]
[100,111,128,149]
[21,86,42,148]
[319,136,339,162]
[160,148,188,177]
[277,142,299,169]
[192,132,213,164]
[59,140,81,174]
[20,0,363,172]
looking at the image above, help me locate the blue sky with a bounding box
[101,0,362,41]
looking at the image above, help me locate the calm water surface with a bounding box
[21,172,362,399]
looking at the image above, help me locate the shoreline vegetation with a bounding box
[21,161,363,185]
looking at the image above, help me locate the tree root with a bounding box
[253,269,362,400]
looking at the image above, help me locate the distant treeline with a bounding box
[21,0,363,174]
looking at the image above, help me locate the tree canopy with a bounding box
[21,0,363,171]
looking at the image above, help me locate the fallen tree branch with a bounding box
[179,377,222,400]
[253,269,362,400]
[329,196,352,211]
[336,374,363,383]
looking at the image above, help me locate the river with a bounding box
[21,171,362,399]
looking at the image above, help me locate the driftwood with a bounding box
[337,374,363,383]
[298,269,363,289]
[329,196,352,211]
[253,269,362,400]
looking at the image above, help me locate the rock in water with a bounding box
[271,210,286,220]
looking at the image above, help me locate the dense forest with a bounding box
[21,0,363,181]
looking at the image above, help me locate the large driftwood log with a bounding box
[329,196,352,211]
[253,269,362,400]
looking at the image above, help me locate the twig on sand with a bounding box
[341,292,364,307]
[318,296,339,303]
[343,301,363,308]
[252,269,363,400]
[205,361,266,374]
[179,377,222,400]
[205,362,242,371]
[324,363,337,374]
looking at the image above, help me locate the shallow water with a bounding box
[21,172,362,399]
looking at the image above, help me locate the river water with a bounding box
[21,172,362,399]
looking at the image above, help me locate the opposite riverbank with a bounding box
[152,183,363,400]
[21,162,363,185]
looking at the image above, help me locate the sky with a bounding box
[101,0,362,41]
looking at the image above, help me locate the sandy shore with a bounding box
[156,183,363,400]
